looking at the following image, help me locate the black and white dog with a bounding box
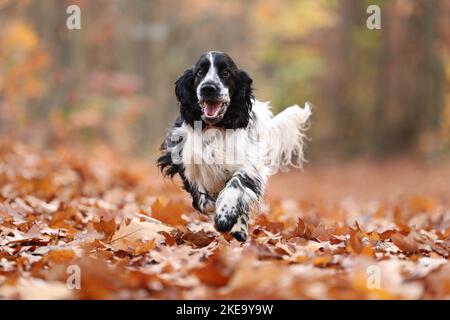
[158,51,311,241]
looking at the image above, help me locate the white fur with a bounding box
[264,102,312,172]
[171,100,312,196]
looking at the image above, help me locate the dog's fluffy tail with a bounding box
[266,102,312,172]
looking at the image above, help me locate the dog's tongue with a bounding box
[204,101,222,117]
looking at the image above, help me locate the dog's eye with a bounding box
[196,69,204,77]
[222,70,230,78]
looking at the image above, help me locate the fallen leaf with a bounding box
[192,248,232,287]
[110,217,173,252]
[181,230,216,248]
[151,198,187,226]
[391,232,419,253]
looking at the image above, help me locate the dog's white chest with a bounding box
[179,124,250,195]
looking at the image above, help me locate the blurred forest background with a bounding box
[1,0,450,161]
[2,0,450,300]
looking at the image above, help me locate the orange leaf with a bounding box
[290,218,316,240]
[255,215,285,234]
[45,250,76,263]
[348,229,363,254]
[93,218,116,240]
[181,230,216,248]
[192,249,232,287]
[391,233,419,253]
[313,255,332,267]
[134,239,156,255]
[151,198,186,226]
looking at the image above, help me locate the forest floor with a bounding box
[0,142,449,299]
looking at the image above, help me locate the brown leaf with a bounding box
[348,229,363,254]
[311,224,335,242]
[192,249,232,287]
[289,218,316,241]
[255,215,285,234]
[93,218,116,241]
[151,198,187,226]
[160,231,178,246]
[181,230,216,248]
[45,249,76,263]
[380,230,396,240]
[134,239,156,255]
[110,217,173,252]
[391,232,419,253]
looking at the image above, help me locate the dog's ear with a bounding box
[175,67,195,107]
[236,70,254,111]
[222,69,254,129]
[175,67,202,126]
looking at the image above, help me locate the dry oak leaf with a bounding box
[289,218,316,241]
[311,224,336,242]
[390,232,419,254]
[134,239,156,255]
[45,249,76,263]
[110,217,173,252]
[181,230,216,248]
[151,198,187,226]
[255,215,285,234]
[192,248,232,287]
[347,229,374,257]
[93,218,116,241]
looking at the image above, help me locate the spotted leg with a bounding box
[214,171,265,241]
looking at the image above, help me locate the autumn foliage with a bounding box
[0,143,449,299]
[1,0,450,300]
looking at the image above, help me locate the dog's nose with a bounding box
[200,83,218,96]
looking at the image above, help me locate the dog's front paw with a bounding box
[214,203,237,232]
[214,203,248,242]
[230,215,249,242]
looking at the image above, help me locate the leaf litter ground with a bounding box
[0,143,449,299]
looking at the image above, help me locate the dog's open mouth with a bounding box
[200,100,227,123]
[202,100,223,117]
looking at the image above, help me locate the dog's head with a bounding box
[175,51,254,128]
